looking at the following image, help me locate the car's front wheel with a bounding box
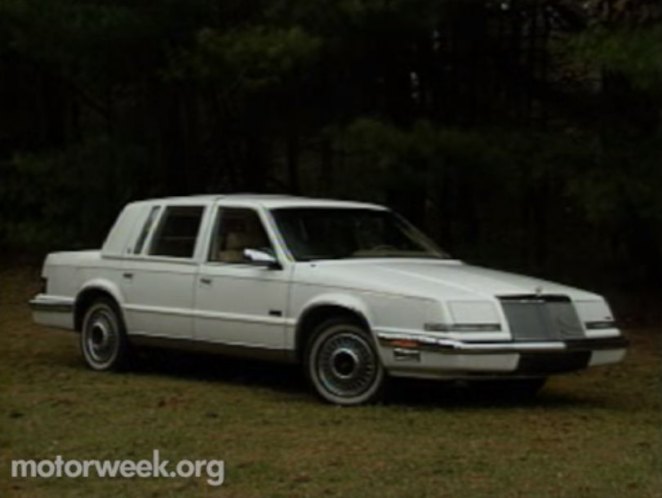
[80,298,131,371]
[305,318,385,405]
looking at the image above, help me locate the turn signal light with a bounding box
[389,339,419,348]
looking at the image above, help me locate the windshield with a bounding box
[271,208,448,261]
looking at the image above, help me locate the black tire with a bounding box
[80,298,131,371]
[304,318,385,406]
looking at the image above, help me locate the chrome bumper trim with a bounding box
[29,297,74,314]
[377,332,628,354]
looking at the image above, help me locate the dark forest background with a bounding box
[1,0,661,296]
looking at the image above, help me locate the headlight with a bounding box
[426,301,502,332]
[574,300,617,330]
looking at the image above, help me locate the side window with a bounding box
[149,206,204,258]
[209,208,274,263]
[133,205,161,255]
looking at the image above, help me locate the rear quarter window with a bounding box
[133,205,161,255]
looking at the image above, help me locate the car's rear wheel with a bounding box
[305,318,384,405]
[80,298,130,371]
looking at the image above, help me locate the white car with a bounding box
[30,194,628,405]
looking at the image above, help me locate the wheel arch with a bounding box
[294,295,374,362]
[74,280,125,332]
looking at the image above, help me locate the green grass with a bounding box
[1,266,661,497]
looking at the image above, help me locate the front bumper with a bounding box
[377,332,629,379]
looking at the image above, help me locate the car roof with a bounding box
[131,194,387,210]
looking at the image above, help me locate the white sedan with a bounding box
[30,194,628,405]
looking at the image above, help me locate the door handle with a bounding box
[200,277,212,285]
[123,272,133,280]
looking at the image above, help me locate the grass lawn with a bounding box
[1,266,660,497]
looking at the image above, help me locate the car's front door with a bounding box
[194,206,290,349]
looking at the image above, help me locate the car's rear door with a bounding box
[121,202,210,339]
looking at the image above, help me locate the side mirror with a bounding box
[243,248,282,270]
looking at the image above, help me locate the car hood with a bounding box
[296,259,601,301]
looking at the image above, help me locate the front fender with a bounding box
[298,293,375,327]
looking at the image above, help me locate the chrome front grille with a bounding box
[499,295,585,342]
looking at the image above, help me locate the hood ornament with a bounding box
[535,285,543,296]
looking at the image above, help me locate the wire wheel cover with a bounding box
[85,309,119,364]
[316,331,378,398]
